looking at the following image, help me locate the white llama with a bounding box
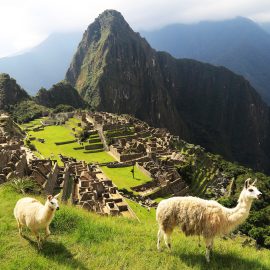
[14,194,60,249]
[156,178,262,262]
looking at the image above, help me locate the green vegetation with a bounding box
[101,166,152,192]
[53,104,75,113]
[1,185,270,270]
[10,100,49,123]
[34,81,86,109]
[9,177,41,194]
[20,118,44,129]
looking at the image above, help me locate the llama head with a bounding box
[46,194,60,211]
[240,178,262,201]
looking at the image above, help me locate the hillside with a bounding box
[0,185,269,270]
[0,73,29,111]
[35,81,87,109]
[142,17,270,104]
[0,32,82,95]
[65,10,270,173]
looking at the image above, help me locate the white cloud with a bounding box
[0,0,270,57]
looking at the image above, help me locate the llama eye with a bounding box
[248,189,254,192]
[51,202,54,205]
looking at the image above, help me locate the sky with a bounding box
[1,0,270,58]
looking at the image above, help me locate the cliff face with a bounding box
[35,81,86,108]
[142,17,270,105]
[66,10,270,172]
[0,73,29,111]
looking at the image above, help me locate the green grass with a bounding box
[20,118,44,129]
[100,166,152,192]
[66,117,83,132]
[1,185,270,270]
[25,125,115,164]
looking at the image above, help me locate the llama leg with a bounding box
[205,238,214,263]
[164,230,173,251]
[33,231,42,250]
[157,228,163,251]
[16,220,23,236]
[45,226,51,239]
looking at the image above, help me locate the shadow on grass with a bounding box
[175,250,268,270]
[22,235,88,270]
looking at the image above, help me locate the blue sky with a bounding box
[1,0,270,57]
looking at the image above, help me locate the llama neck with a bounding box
[226,195,253,231]
[39,204,55,224]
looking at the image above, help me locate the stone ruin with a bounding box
[41,112,75,126]
[0,111,189,213]
[131,160,188,200]
[0,114,28,183]
[59,156,136,218]
[88,112,130,131]
[0,149,28,183]
[85,111,189,199]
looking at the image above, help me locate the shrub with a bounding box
[8,177,41,194]
[53,104,75,113]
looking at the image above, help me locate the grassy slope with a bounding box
[100,166,152,192]
[1,186,270,270]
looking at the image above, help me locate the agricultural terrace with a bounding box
[21,118,115,165]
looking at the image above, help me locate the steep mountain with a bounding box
[35,81,86,108]
[0,73,29,111]
[66,10,270,173]
[142,17,270,104]
[0,32,82,95]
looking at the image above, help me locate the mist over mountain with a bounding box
[0,32,82,95]
[66,10,270,173]
[142,17,270,104]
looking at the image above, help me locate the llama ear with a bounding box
[47,195,53,201]
[54,193,61,199]
[252,178,257,186]
[245,178,251,189]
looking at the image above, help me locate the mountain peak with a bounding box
[92,9,130,33]
[97,9,124,20]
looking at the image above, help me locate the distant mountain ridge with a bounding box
[0,32,82,95]
[66,10,270,173]
[142,17,270,104]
